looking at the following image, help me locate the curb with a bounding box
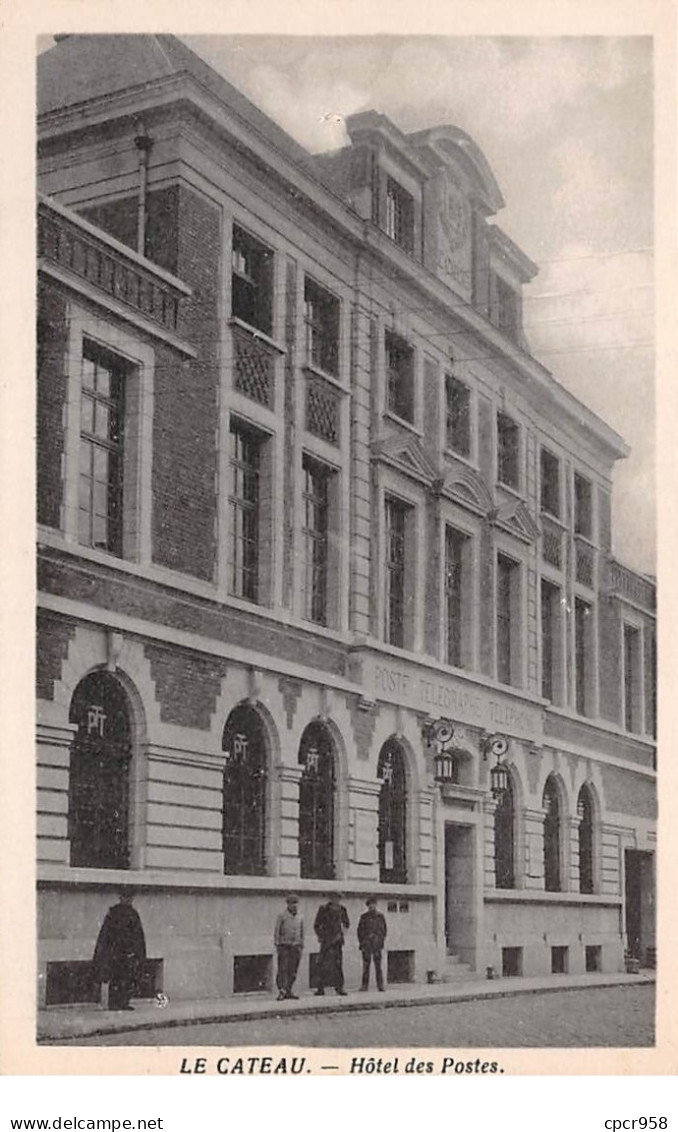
[38,974,655,1043]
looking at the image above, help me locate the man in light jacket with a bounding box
[274,894,304,1001]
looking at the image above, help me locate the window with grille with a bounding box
[445,373,471,457]
[577,785,594,894]
[497,412,520,490]
[304,277,339,377]
[229,421,262,602]
[79,342,126,556]
[494,775,515,889]
[231,225,273,336]
[298,722,335,880]
[540,448,560,517]
[385,178,414,253]
[378,741,407,884]
[385,497,409,648]
[68,671,132,870]
[542,776,561,892]
[574,473,593,538]
[302,455,331,626]
[445,527,468,668]
[497,554,519,686]
[385,332,415,424]
[222,705,267,876]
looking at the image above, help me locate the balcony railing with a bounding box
[232,323,276,409]
[575,538,595,588]
[607,559,656,610]
[38,198,187,334]
[541,517,562,568]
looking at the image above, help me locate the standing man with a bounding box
[313,893,349,996]
[357,897,387,991]
[92,888,147,1011]
[274,894,304,1001]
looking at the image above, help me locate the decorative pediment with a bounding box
[489,498,540,544]
[437,461,494,516]
[371,434,438,486]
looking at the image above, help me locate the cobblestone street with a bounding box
[78,984,654,1048]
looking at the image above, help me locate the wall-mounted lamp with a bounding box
[422,717,458,783]
[481,732,510,799]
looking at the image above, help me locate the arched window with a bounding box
[222,705,267,875]
[542,776,561,892]
[68,671,132,869]
[298,721,335,879]
[577,785,594,894]
[378,740,407,884]
[494,775,515,889]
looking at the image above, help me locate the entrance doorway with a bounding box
[444,822,476,963]
[624,849,655,963]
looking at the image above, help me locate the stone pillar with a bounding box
[568,815,582,893]
[523,806,547,890]
[482,797,498,889]
[345,777,380,882]
[275,763,303,878]
[417,785,437,887]
[36,722,76,865]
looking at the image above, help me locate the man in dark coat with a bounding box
[93,890,147,1010]
[313,893,349,996]
[357,897,387,991]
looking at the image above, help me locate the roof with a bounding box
[38,34,314,170]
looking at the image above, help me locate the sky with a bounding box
[182,34,655,575]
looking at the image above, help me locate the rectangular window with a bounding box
[541,579,562,702]
[445,374,471,457]
[302,455,331,626]
[551,946,569,975]
[304,277,340,377]
[78,342,126,556]
[574,473,593,538]
[623,623,643,733]
[497,411,520,490]
[494,276,520,337]
[385,497,409,647]
[385,178,414,253]
[540,448,560,517]
[496,554,520,686]
[231,225,273,336]
[385,332,415,424]
[445,527,469,668]
[574,598,593,715]
[229,421,262,602]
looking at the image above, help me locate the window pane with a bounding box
[80,396,94,433]
[93,445,108,483]
[95,364,111,398]
[94,402,109,439]
[82,356,96,390]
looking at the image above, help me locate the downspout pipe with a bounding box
[134,122,154,256]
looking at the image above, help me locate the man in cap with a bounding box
[357,896,387,991]
[274,894,304,1001]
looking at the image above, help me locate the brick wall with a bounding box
[144,642,228,730]
[37,282,69,528]
[36,609,76,701]
[151,185,220,581]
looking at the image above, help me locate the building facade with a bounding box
[36,34,656,1007]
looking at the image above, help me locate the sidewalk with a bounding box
[38,971,655,1043]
